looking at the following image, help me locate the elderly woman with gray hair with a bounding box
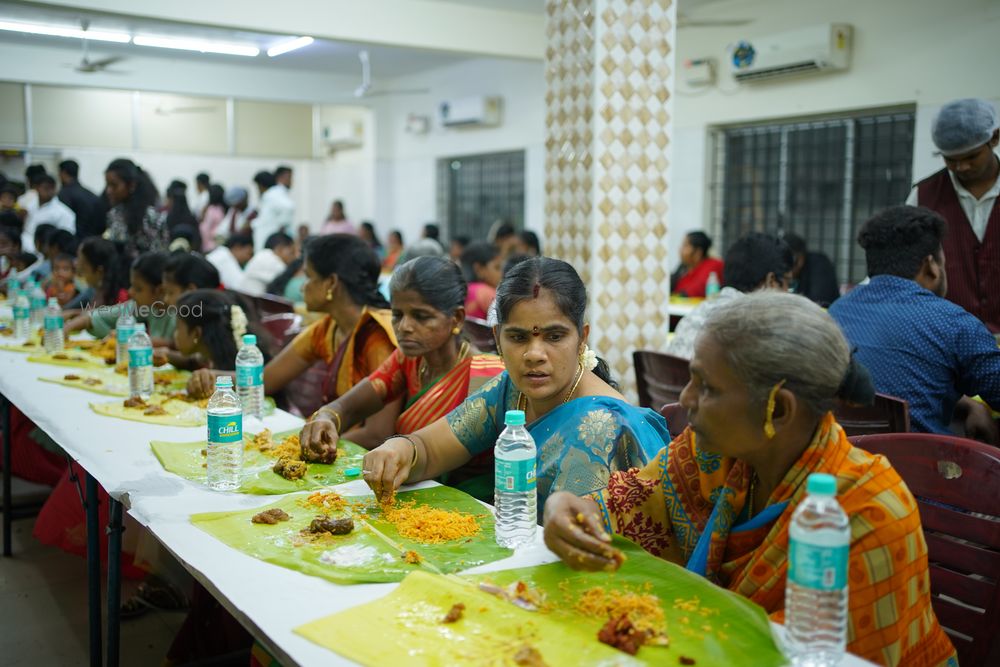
[543,292,956,667]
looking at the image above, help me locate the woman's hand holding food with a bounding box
[361,438,416,502]
[543,491,623,571]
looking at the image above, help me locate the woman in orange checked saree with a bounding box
[543,292,957,667]
[299,256,505,499]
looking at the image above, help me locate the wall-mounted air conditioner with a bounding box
[730,23,852,83]
[438,96,501,128]
[322,121,363,149]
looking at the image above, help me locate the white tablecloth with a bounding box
[0,347,876,667]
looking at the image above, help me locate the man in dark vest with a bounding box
[906,98,1000,332]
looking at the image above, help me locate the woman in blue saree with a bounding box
[361,257,670,507]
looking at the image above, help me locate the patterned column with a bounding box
[544,0,675,398]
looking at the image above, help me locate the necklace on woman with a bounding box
[419,340,470,383]
[516,363,585,414]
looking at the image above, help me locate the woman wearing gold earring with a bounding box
[300,256,505,496]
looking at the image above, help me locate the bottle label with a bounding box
[495,456,536,493]
[208,413,242,444]
[129,347,152,368]
[14,306,29,320]
[44,315,64,330]
[117,326,135,344]
[31,297,46,310]
[236,365,263,387]
[789,539,848,591]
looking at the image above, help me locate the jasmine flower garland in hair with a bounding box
[230,305,248,346]
[581,344,598,371]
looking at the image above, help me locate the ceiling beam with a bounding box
[28,0,545,60]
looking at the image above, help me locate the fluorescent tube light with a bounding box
[133,34,259,57]
[0,19,131,43]
[266,35,313,57]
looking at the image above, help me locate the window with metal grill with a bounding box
[710,108,915,284]
[437,150,525,242]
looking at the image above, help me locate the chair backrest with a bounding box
[282,360,329,418]
[259,313,301,353]
[849,433,1000,667]
[231,289,295,316]
[633,350,691,409]
[658,402,689,439]
[833,393,910,436]
[463,317,496,354]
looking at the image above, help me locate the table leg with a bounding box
[2,394,11,558]
[107,497,123,667]
[85,471,102,667]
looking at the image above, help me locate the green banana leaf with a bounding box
[151,430,368,494]
[463,538,785,666]
[191,486,512,585]
[295,539,785,666]
[40,368,190,397]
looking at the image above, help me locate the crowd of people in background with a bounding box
[1,96,999,667]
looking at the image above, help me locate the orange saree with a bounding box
[594,413,956,667]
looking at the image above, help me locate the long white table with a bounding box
[0,346,876,667]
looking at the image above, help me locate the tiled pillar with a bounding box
[544,0,675,398]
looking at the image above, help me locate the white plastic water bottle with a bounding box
[494,409,537,548]
[206,376,243,491]
[43,298,64,353]
[127,323,154,399]
[706,271,721,298]
[785,473,850,667]
[13,288,31,339]
[235,334,265,419]
[29,280,46,328]
[116,309,137,367]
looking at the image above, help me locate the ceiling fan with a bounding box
[64,20,127,73]
[350,50,428,98]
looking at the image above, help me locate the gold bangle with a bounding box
[396,434,419,467]
[310,407,342,432]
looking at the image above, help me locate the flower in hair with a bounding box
[581,344,599,371]
[230,305,248,346]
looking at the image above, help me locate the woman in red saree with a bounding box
[299,256,504,499]
[543,292,956,667]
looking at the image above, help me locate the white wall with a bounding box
[670,0,1000,270]
[368,57,546,245]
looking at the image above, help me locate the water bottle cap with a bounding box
[504,409,526,426]
[215,376,233,388]
[242,334,257,345]
[47,297,59,306]
[806,473,837,496]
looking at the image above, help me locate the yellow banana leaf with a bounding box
[295,539,785,666]
[27,350,108,370]
[90,394,274,426]
[150,430,367,494]
[40,368,190,397]
[190,486,512,585]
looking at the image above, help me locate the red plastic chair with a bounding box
[849,433,1000,667]
[633,350,691,409]
[833,393,910,436]
[231,289,295,316]
[259,313,302,353]
[463,317,497,354]
[658,402,689,439]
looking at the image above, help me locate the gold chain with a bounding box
[418,340,470,381]
[516,362,585,413]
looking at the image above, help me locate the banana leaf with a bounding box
[150,430,368,494]
[295,570,645,667]
[27,350,108,369]
[190,486,512,585]
[1,333,104,354]
[295,539,785,666]
[40,368,190,397]
[90,395,274,426]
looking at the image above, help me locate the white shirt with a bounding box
[193,189,209,220]
[252,185,295,252]
[32,198,76,234]
[238,248,287,296]
[906,166,1000,242]
[207,246,246,290]
[665,287,744,360]
[17,189,40,252]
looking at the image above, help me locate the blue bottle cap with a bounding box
[243,334,257,345]
[504,409,525,426]
[806,473,837,496]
